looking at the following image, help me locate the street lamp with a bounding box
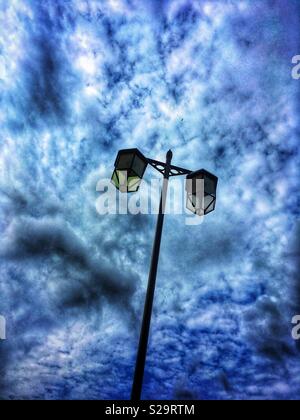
[186,170,218,216]
[111,149,218,400]
[111,148,148,193]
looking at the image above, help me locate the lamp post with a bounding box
[111,149,218,400]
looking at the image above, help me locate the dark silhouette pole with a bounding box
[131,150,173,401]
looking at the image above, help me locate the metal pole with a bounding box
[131,150,173,401]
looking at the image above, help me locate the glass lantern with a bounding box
[186,169,218,216]
[111,149,148,193]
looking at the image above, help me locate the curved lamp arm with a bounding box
[147,158,192,177]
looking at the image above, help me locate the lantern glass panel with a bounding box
[133,154,147,177]
[117,153,134,170]
[128,176,141,192]
[118,170,127,192]
[111,170,128,193]
[111,170,142,193]
[205,176,217,195]
[204,195,215,214]
[187,193,204,216]
[186,169,218,216]
[112,171,119,189]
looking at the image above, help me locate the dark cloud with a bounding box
[23,37,67,120]
[173,387,196,400]
[0,216,139,313]
[244,296,295,361]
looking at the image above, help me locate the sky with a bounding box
[0,0,300,400]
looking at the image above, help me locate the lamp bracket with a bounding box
[147,159,166,176]
[147,159,192,177]
[169,165,192,177]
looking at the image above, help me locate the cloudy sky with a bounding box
[0,0,300,400]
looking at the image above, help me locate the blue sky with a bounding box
[0,0,300,400]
